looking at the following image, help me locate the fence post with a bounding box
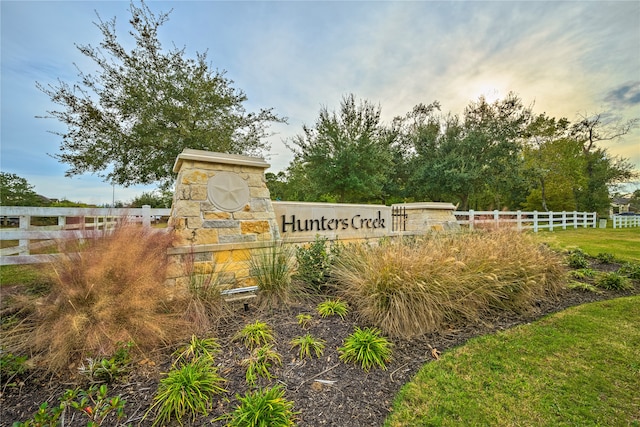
[18,215,29,255]
[516,210,522,231]
[592,212,597,228]
[469,210,475,230]
[572,211,577,229]
[561,211,566,230]
[142,205,151,228]
[494,210,499,228]
[533,210,538,232]
[549,212,554,232]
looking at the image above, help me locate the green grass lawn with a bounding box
[385,296,640,427]
[536,227,640,262]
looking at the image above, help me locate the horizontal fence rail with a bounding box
[454,210,597,232]
[612,214,640,229]
[0,206,171,265]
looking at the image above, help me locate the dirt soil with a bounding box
[1,259,638,427]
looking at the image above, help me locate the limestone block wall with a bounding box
[166,149,280,292]
[395,202,460,233]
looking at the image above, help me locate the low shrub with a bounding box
[339,327,392,371]
[568,268,597,280]
[225,385,297,427]
[566,249,590,269]
[595,252,616,264]
[0,350,28,386]
[595,272,633,291]
[333,230,566,338]
[294,235,342,293]
[290,334,326,359]
[618,262,640,280]
[317,299,349,319]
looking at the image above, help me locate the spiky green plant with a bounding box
[147,359,226,426]
[290,334,325,359]
[242,344,282,386]
[225,385,297,427]
[317,299,349,319]
[173,335,221,367]
[249,243,297,308]
[234,321,275,350]
[339,327,392,371]
[296,313,313,328]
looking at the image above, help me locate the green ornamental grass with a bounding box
[317,299,349,319]
[225,385,297,427]
[242,344,282,386]
[339,327,393,371]
[290,334,326,359]
[148,359,226,426]
[234,321,275,350]
[173,335,221,367]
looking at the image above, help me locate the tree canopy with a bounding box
[37,1,284,189]
[0,173,42,206]
[271,93,637,215]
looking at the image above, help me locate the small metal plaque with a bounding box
[207,172,250,212]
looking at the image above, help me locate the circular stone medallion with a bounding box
[207,172,250,212]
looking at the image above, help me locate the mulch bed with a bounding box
[1,260,638,427]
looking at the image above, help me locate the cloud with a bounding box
[604,81,640,108]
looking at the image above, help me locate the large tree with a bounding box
[569,113,638,214]
[287,94,392,203]
[37,1,284,189]
[406,93,532,209]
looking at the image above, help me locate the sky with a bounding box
[1,0,639,206]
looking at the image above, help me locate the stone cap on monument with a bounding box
[173,149,270,173]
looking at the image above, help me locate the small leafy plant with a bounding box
[618,262,640,280]
[296,313,313,328]
[595,252,616,264]
[339,327,393,371]
[295,235,333,293]
[290,334,326,359]
[566,249,589,269]
[12,401,64,427]
[147,359,227,426]
[242,344,282,386]
[225,385,297,427]
[568,268,596,280]
[317,299,349,319]
[62,384,127,427]
[78,341,133,383]
[595,272,633,291]
[234,321,275,350]
[567,281,601,293]
[0,350,28,386]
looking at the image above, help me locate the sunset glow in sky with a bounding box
[2,1,639,204]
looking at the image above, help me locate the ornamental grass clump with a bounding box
[339,327,392,371]
[225,385,297,427]
[148,359,227,426]
[333,229,566,338]
[0,223,187,372]
[249,242,298,308]
[234,321,275,350]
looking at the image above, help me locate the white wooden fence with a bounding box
[454,210,597,232]
[0,206,171,265]
[612,214,640,229]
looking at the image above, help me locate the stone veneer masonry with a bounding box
[164,149,459,294]
[166,149,280,292]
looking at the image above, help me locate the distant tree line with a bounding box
[269,93,637,215]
